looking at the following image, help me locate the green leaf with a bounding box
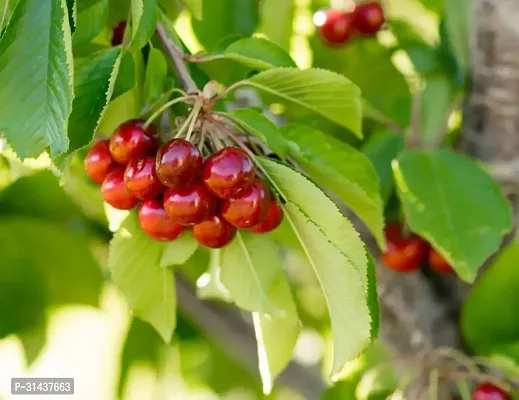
[281,124,385,249]
[130,0,157,50]
[143,47,167,104]
[72,0,108,46]
[393,150,512,282]
[220,231,283,314]
[461,242,519,363]
[96,86,141,134]
[0,0,74,159]
[366,253,379,339]
[259,158,371,375]
[67,47,121,153]
[253,274,299,395]
[443,0,469,72]
[180,0,202,20]
[226,108,288,157]
[108,212,176,342]
[362,131,405,204]
[196,248,232,302]
[160,232,198,268]
[112,50,137,100]
[246,68,362,137]
[18,320,47,366]
[258,0,294,51]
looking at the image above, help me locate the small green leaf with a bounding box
[253,274,299,395]
[0,0,74,159]
[160,232,198,268]
[180,0,202,20]
[443,0,469,72]
[196,248,231,302]
[109,212,176,342]
[143,47,167,104]
[112,50,137,100]
[281,124,385,249]
[461,242,519,363]
[220,231,283,314]
[246,68,362,137]
[72,0,108,46]
[130,0,157,50]
[67,47,121,153]
[393,150,512,282]
[226,108,288,157]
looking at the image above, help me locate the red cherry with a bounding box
[472,383,510,400]
[202,147,255,199]
[111,21,127,46]
[313,8,357,45]
[124,156,164,199]
[84,140,116,184]
[192,214,237,248]
[138,199,184,241]
[163,183,218,226]
[221,179,271,228]
[428,247,453,274]
[109,121,157,165]
[101,167,139,210]
[156,139,203,188]
[249,198,283,233]
[382,223,427,272]
[354,2,385,35]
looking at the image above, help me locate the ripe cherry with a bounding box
[138,199,185,241]
[111,21,127,46]
[101,167,139,210]
[163,183,218,226]
[249,198,283,233]
[221,179,271,228]
[156,139,203,188]
[192,214,237,249]
[472,383,510,400]
[202,147,255,199]
[382,223,427,272]
[313,8,357,45]
[124,156,164,199]
[109,120,157,165]
[354,2,385,35]
[428,247,453,274]
[84,139,116,184]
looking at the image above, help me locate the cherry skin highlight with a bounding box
[354,2,385,35]
[249,198,283,233]
[124,156,164,199]
[428,247,453,274]
[202,147,255,199]
[472,382,510,400]
[221,179,271,228]
[192,214,237,249]
[111,21,127,46]
[313,8,357,45]
[138,199,185,241]
[101,167,139,210]
[84,139,116,184]
[109,120,157,165]
[382,223,427,272]
[156,139,203,188]
[163,183,218,226]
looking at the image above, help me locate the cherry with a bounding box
[124,156,164,199]
[109,120,157,165]
[472,383,510,400]
[221,179,271,228]
[313,8,357,45]
[84,139,116,184]
[192,214,237,249]
[202,147,255,199]
[156,139,203,188]
[249,198,283,233]
[163,183,218,226]
[138,199,185,241]
[101,167,139,210]
[111,21,127,46]
[382,223,427,272]
[354,2,385,35]
[428,247,453,274]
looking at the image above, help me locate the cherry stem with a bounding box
[143,95,193,130]
[208,81,248,106]
[185,100,203,142]
[198,122,207,152]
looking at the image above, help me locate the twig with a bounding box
[409,92,422,148]
[155,22,198,94]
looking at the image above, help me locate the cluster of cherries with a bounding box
[84,120,284,249]
[470,382,511,400]
[382,222,453,274]
[314,1,385,46]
